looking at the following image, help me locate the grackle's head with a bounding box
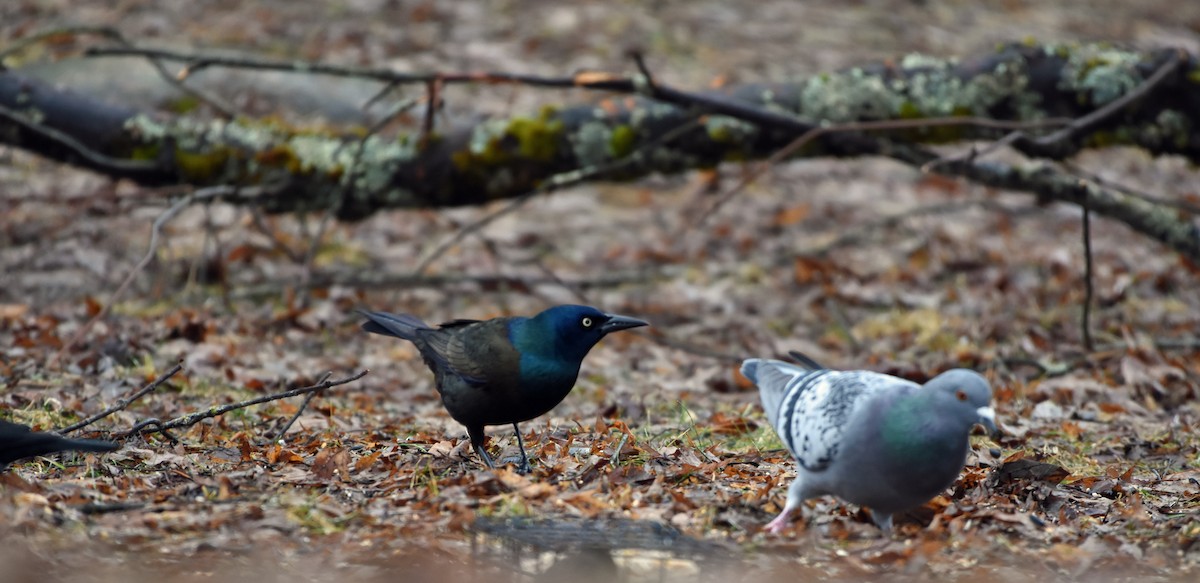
[527,304,648,362]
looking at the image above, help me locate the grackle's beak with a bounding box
[976,405,1000,438]
[600,314,649,334]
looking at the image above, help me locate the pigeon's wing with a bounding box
[748,360,913,472]
[742,359,819,429]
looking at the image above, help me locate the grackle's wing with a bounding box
[437,319,483,329]
[418,318,520,388]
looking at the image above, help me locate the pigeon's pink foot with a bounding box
[765,510,793,534]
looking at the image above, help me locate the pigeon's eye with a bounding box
[581,317,594,328]
[955,390,968,401]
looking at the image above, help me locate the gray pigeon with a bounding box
[741,355,996,532]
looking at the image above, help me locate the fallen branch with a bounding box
[118,369,368,439]
[57,361,185,435]
[4,39,1198,260]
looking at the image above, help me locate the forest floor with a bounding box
[1,1,1198,582]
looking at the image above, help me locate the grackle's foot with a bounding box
[498,455,532,475]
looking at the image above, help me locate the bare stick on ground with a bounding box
[119,369,368,439]
[57,361,185,435]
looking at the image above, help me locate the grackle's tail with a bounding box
[0,420,120,466]
[358,310,432,341]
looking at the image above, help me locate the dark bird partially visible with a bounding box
[0,419,121,469]
[360,305,648,473]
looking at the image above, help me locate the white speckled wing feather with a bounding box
[747,359,919,472]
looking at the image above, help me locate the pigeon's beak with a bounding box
[601,314,649,334]
[975,406,999,438]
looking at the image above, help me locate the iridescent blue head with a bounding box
[511,304,649,369]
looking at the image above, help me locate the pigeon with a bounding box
[0,419,120,469]
[360,305,648,473]
[741,353,996,532]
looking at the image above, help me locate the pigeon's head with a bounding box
[925,369,997,436]
[530,305,648,361]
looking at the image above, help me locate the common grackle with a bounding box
[0,419,121,469]
[741,357,995,532]
[360,305,647,473]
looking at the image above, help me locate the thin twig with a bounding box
[86,45,633,90]
[296,97,424,306]
[268,372,333,441]
[83,42,1075,137]
[124,418,179,443]
[920,131,1025,173]
[631,50,1068,229]
[232,269,668,299]
[0,26,123,64]
[1016,49,1185,157]
[1081,194,1095,352]
[420,77,442,145]
[57,361,185,435]
[1063,161,1200,215]
[690,114,1067,228]
[119,369,368,439]
[411,194,536,276]
[30,28,236,116]
[926,48,1185,170]
[49,186,240,367]
[248,209,305,263]
[0,103,162,176]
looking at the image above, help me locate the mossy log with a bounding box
[1,41,1197,257]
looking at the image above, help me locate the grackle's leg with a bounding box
[511,423,531,474]
[468,426,495,469]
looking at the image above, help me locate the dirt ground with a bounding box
[1,1,1198,581]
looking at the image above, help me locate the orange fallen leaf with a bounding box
[354,449,383,472]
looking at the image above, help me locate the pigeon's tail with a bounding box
[786,351,826,370]
[358,310,432,341]
[742,358,825,428]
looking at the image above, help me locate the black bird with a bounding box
[0,419,120,469]
[360,305,648,472]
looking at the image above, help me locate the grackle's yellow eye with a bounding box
[581,317,594,328]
